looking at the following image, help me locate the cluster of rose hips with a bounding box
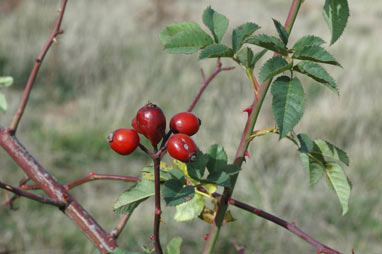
[107,103,201,162]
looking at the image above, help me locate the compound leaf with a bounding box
[272,18,289,45]
[206,171,231,188]
[323,0,350,45]
[199,44,233,59]
[206,144,227,173]
[202,6,229,43]
[297,133,314,153]
[160,21,213,54]
[232,22,260,53]
[271,76,305,138]
[174,193,204,222]
[236,47,254,68]
[293,46,341,66]
[293,35,326,50]
[163,179,194,206]
[245,34,288,56]
[260,56,292,83]
[325,162,351,215]
[300,153,324,185]
[114,180,155,214]
[187,150,208,180]
[313,139,349,166]
[294,61,338,94]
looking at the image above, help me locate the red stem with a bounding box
[152,156,163,254]
[225,196,341,254]
[187,58,234,112]
[65,173,140,190]
[8,0,67,134]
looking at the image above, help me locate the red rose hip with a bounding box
[107,128,140,155]
[135,103,166,146]
[170,112,201,136]
[167,133,197,162]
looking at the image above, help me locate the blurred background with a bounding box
[0,0,381,253]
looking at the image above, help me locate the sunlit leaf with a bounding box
[202,6,229,43]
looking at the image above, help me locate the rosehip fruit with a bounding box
[107,128,140,155]
[167,133,197,162]
[170,112,201,136]
[131,116,143,134]
[135,103,166,146]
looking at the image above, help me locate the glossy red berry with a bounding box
[107,128,140,155]
[170,112,201,136]
[167,133,197,162]
[131,116,143,134]
[135,103,166,146]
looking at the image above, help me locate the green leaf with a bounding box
[206,144,227,173]
[160,21,201,44]
[202,6,229,43]
[313,139,349,166]
[293,61,338,94]
[297,133,314,153]
[167,237,183,254]
[160,21,213,54]
[323,0,349,45]
[0,76,13,87]
[111,247,143,254]
[168,169,186,181]
[272,18,288,45]
[271,76,305,138]
[206,171,231,188]
[236,47,254,68]
[187,150,208,180]
[0,93,7,112]
[259,56,292,83]
[142,165,172,181]
[293,35,325,50]
[174,193,204,221]
[223,164,241,175]
[245,34,288,56]
[163,180,194,206]
[300,153,324,185]
[114,180,155,214]
[325,162,351,215]
[232,22,260,53]
[199,44,233,59]
[252,49,268,66]
[293,46,341,66]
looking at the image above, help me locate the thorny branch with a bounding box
[9,0,67,134]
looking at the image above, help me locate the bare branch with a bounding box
[0,181,66,208]
[109,214,131,240]
[187,58,235,112]
[9,0,68,134]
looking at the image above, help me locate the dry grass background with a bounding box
[0,0,381,253]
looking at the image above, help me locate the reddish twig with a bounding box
[8,0,68,134]
[152,156,163,254]
[65,172,140,191]
[225,196,341,254]
[187,58,235,112]
[0,181,66,208]
[109,214,131,239]
[0,126,118,253]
